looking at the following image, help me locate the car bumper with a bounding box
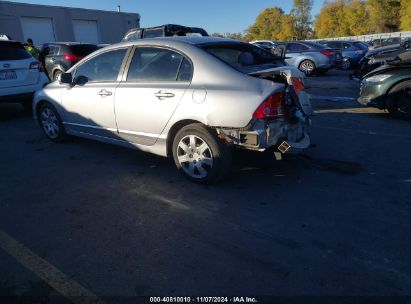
[218,116,311,153]
[0,73,49,103]
[357,82,386,109]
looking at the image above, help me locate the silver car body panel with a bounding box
[33,37,311,157]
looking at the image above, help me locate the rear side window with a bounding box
[353,42,368,50]
[301,41,327,49]
[287,43,307,52]
[74,49,127,82]
[0,42,31,60]
[127,48,190,82]
[143,28,164,38]
[201,43,284,70]
[343,43,353,49]
[325,41,341,49]
[70,45,98,56]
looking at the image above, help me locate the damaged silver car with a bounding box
[33,37,312,183]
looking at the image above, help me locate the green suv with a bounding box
[358,51,411,120]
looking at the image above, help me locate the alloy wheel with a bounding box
[299,61,315,75]
[177,135,214,179]
[40,107,60,139]
[342,59,351,70]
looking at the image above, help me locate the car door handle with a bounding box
[154,91,175,100]
[97,89,112,97]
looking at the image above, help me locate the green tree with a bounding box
[314,0,348,38]
[246,7,296,41]
[291,0,313,39]
[400,0,411,30]
[344,0,371,35]
[367,0,401,32]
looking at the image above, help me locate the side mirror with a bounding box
[74,75,88,86]
[60,73,72,84]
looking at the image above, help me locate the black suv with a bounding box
[122,24,209,42]
[39,43,98,80]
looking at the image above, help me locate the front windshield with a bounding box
[200,42,285,72]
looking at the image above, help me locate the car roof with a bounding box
[44,42,97,46]
[110,36,244,49]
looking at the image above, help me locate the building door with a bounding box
[72,20,99,44]
[20,17,56,45]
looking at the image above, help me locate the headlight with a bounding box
[365,74,392,83]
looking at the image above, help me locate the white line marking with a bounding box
[0,230,105,304]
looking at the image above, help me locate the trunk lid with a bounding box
[0,57,39,89]
[248,66,313,117]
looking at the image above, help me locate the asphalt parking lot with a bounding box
[0,70,410,302]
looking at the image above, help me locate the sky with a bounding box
[7,0,326,34]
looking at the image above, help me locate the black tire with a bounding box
[172,123,232,183]
[386,80,411,120]
[341,58,352,70]
[53,70,63,81]
[38,103,67,142]
[298,59,316,76]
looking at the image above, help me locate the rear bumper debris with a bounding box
[217,118,311,153]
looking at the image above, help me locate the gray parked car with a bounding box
[284,41,342,75]
[33,37,312,183]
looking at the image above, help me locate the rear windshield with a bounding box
[200,42,285,72]
[70,44,98,56]
[301,41,328,49]
[0,42,32,60]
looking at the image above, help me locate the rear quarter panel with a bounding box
[161,43,285,132]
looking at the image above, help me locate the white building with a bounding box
[0,1,140,45]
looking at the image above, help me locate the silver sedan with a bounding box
[33,37,312,183]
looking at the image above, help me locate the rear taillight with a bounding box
[320,50,333,56]
[29,61,41,70]
[64,54,79,61]
[291,77,305,94]
[253,92,285,119]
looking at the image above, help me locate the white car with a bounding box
[0,40,49,110]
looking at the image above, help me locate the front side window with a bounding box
[74,48,127,82]
[127,48,191,82]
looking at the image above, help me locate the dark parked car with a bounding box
[122,24,209,42]
[319,40,368,70]
[354,40,411,78]
[358,51,411,120]
[369,37,402,49]
[39,42,98,81]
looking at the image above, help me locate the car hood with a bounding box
[364,63,411,78]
